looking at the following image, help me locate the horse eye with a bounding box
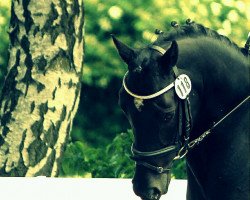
[163,113,174,121]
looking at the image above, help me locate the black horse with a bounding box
[112,21,250,200]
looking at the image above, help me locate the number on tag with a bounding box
[174,74,192,99]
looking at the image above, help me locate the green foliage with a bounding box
[0,1,10,85]
[172,159,187,179]
[61,130,135,178]
[83,0,249,88]
[72,79,129,147]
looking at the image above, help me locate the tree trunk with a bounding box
[0,0,84,177]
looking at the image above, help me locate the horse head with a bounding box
[112,35,201,200]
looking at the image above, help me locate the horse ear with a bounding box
[160,40,178,69]
[111,35,136,65]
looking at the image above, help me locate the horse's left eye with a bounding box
[163,113,174,121]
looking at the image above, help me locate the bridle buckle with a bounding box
[174,146,188,160]
[156,167,164,174]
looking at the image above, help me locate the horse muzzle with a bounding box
[133,186,162,200]
[132,174,170,200]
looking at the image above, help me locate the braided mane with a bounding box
[153,20,248,57]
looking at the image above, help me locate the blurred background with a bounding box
[0,0,249,178]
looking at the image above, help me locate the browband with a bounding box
[123,71,175,100]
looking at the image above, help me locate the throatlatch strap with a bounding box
[172,66,179,78]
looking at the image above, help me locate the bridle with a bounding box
[123,45,193,173]
[123,44,250,174]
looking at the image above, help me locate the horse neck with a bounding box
[179,37,249,126]
[178,38,249,197]
[201,50,249,123]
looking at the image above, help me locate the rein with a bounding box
[124,44,250,174]
[184,95,250,155]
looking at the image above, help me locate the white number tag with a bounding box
[174,74,192,99]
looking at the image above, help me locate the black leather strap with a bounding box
[135,160,171,174]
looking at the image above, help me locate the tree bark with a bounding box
[0,0,84,177]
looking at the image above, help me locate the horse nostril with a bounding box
[132,178,161,200]
[147,187,161,200]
